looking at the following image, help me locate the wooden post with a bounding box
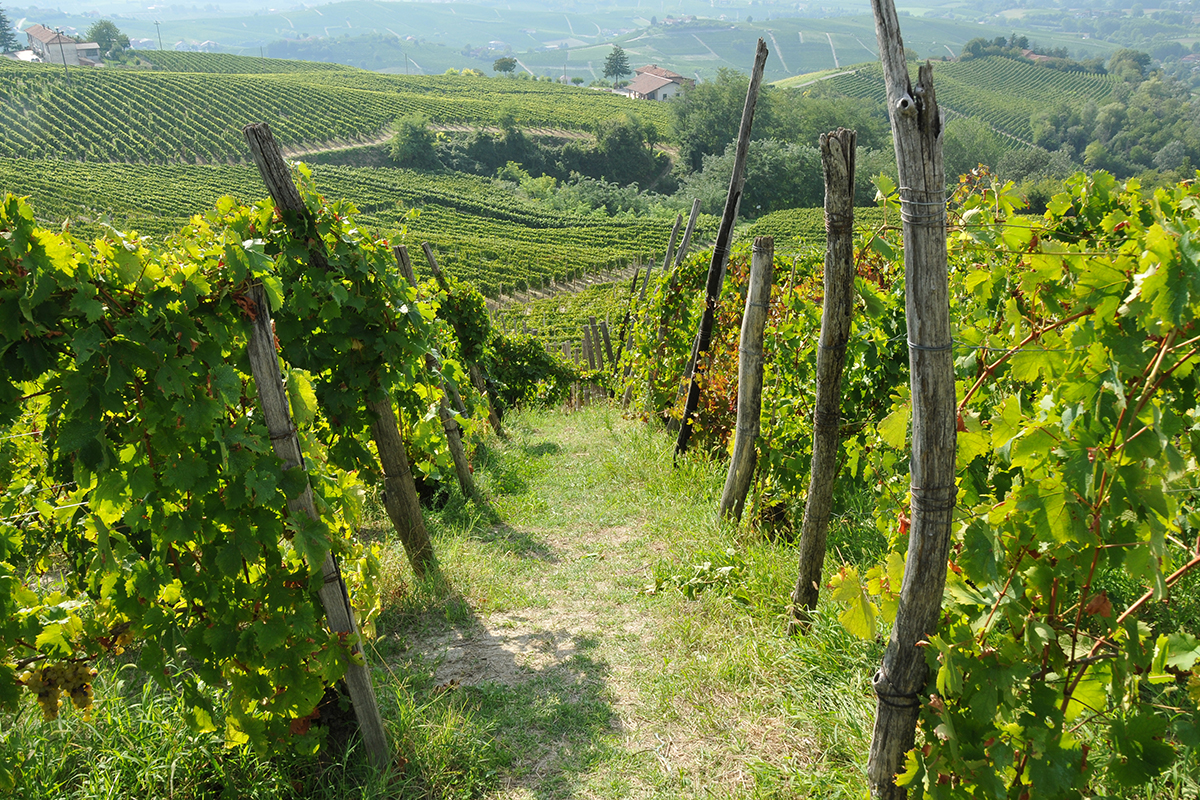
[675,39,769,459]
[242,122,436,578]
[790,128,858,629]
[420,242,505,438]
[865,2,955,797]
[612,267,641,368]
[243,282,391,771]
[392,246,477,502]
[594,316,614,367]
[718,237,774,521]
[583,328,596,371]
[661,214,683,275]
[644,199,700,416]
[674,198,703,268]
[587,319,605,371]
[620,263,654,408]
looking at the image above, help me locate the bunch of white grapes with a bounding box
[19,662,97,720]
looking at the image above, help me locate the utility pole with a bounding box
[404,52,409,74]
[154,20,163,50]
[55,28,69,81]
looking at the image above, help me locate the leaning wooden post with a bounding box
[583,328,597,370]
[420,242,505,438]
[620,263,653,407]
[242,122,436,579]
[587,318,606,371]
[662,214,683,275]
[865,3,955,797]
[674,198,703,268]
[396,245,469,416]
[244,283,391,770]
[790,127,859,629]
[392,246,478,501]
[594,316,614,367]
[675,39,769,458]
[612,267,642,367]
[718,236,774,521]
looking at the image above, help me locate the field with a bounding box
[16,0,1115,81]
[0,156,710,294]
[785,56,1120,143]
[0,58,670,164]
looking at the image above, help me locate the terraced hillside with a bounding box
[0,55,669,164]
[789,56,1118,144]
[0,157,710,294]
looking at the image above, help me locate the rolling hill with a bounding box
[0,56,670,164]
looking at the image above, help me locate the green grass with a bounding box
[3,404,887,798]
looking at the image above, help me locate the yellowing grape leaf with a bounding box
[878,403,910,450]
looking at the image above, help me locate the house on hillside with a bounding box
[24,24,101,65]
[622,64,694,101]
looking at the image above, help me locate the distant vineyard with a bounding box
[0,60,670,164]
[743,206,887,252]
[131,50,351,73]
[0,157,711,295]
[498,279,632,345]
[812,56,1117,142]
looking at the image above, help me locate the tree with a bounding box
[493,56,517,75]
[388,114,440,170]
[84,20,129,56]
[0,6,19,54]
[603,45,631,87]
[671,67,776,171]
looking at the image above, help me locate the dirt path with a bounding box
[378,410,866,798]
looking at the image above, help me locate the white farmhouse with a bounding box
[25,24,101,65]
[622,64,694,101]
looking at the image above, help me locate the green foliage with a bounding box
[0,190,380,764]
[821,172,1200,797]
[0,157,700,297]
[0,172,506,765]
[492,56,517,75]
[742,205,887,253]
[486,332,581,411]
[388,114,440,170]
[83,20,129,56]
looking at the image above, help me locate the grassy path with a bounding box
[370,405,883,799]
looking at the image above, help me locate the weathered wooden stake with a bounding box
[675,39,769,458]
[674,198,703,268]
[392,246,477,502]
[583,328,596,371]
[587,317,605,371]
[612,267,642,368]
[244,282,391,771]
[865,2,955,796]
[790,128,859,629]
[718,236,774,521]
[395,245,469,416]
[644,199,701,416]
[420,242,505,438]
[243,122,436,582]
[600,320,614,369]
[661,214,683,275]
[620,262,653,407]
